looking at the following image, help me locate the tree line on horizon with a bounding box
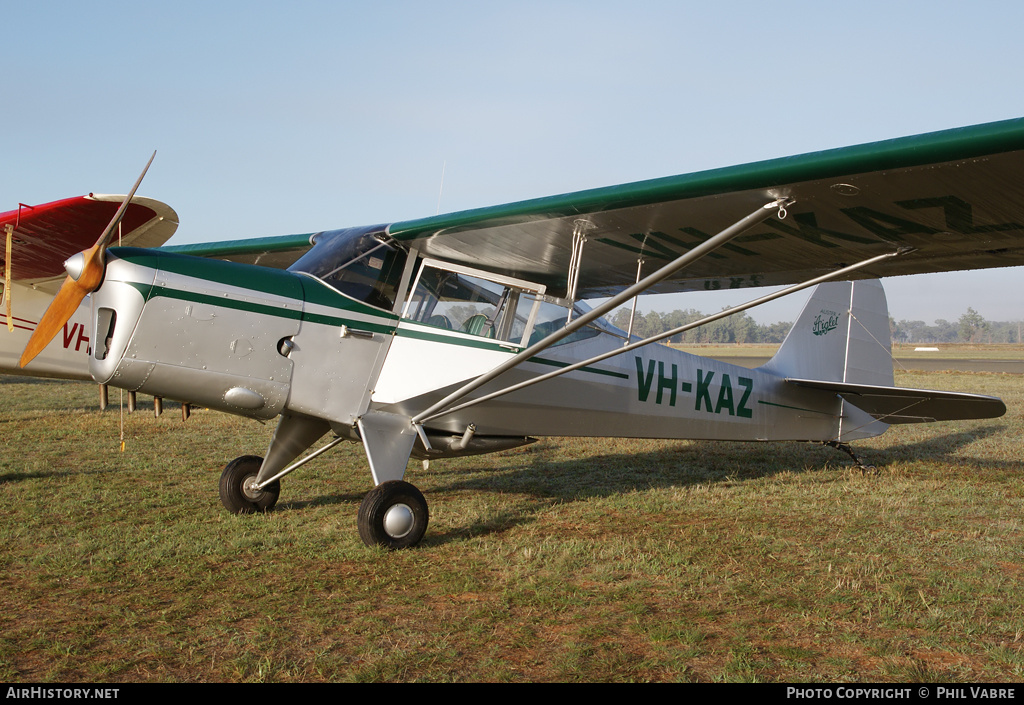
[608,307,792,344]
[892,307,1022,344]
[607,306,1022,345]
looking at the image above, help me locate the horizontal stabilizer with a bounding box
[786,378,1006,424]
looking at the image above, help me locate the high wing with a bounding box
[2,194,179,291]
[386,117,1024,299]
[161,232,314,270]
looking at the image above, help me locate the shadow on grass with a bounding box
[97,423,1008,546]
[875,425,1008,463]
[417,424,1012,545]
[0,374,80,386]
[446,425,1006,493]
[276,491,365,512]
[0,466,120,484]
[0,470,64,484]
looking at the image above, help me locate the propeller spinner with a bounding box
[19,152,156,369]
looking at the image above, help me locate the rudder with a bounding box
[760,279,894,387]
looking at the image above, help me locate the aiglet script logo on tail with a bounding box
[813,309,840,336]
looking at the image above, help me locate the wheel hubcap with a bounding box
[241,476,264,502]
[383,503,415,539]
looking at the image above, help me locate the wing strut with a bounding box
[624,257,645,341]
[565,219,592,323]
[411,197,793,426]
[4,223,12,332]
[415,248,910,424]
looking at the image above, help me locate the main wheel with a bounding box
[357,480,429,550]
[219,455,280,514]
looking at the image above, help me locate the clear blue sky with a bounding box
[4,1,1024,324]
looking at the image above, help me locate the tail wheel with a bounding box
[358,480,429,550]
[219,455,280,514]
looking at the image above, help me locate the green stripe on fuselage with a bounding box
[114,247,630,381]
[757,399,834,416]
[526,355,630,379]
[111,247,303,299]
[128,281,398,335]
[112,246,400,323]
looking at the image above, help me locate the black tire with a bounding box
[357,480,429,550]
[219,455,280,514]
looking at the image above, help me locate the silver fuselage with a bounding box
[85,248,882,448]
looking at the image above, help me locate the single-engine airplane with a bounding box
[4,118,1023,548]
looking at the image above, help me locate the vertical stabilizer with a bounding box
[760,279,894,387]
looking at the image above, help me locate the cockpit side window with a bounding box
[525,298,602,347]
[407,268,506,338]
[403,260,546,346]
[289,226,408,310]
[325,245,405,310]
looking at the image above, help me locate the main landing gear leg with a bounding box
[218,415,331,515]
[356,411,425,549]
[217,410,429,549]
[823,441,878,474]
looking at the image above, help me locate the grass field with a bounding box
[676,343,1024,361]
[891,344,1024,360]
[1,366,1022,682]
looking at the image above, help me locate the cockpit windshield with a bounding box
[288,226,612,348]
[289,226,408,310]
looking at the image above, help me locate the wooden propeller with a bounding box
[19,152,156,369]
